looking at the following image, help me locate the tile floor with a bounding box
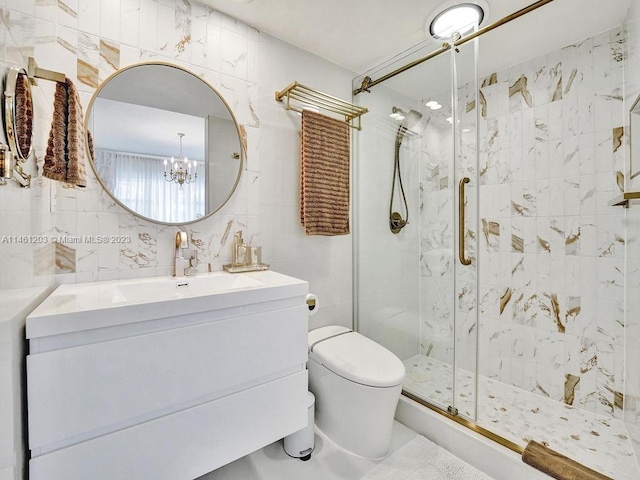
[198,421,418,480]
[403,354,640,480]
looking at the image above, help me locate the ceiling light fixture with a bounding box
[425,1,489,40]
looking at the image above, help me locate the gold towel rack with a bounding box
[275,81,368,130]
[27,57,65,86]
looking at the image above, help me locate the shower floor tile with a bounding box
[403,354,639,480]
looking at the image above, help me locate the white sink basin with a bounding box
[115,273,265,303]
[27,271,307,339]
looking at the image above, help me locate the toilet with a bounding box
[307,326,406,459]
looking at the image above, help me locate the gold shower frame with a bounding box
[353,0,556,96]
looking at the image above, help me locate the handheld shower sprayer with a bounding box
[390,107,423,234]
[395,108,423,145]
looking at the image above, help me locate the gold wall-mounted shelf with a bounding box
[609,191,640,208]
[275,81,368,130]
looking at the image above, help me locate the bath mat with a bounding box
[522,440,612,480]
[360,435,494,480]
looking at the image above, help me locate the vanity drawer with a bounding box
[29,370,308,480]
[27,304,307,453]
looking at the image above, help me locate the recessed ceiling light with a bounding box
[390,106,407,121]
[425,100,439,108]
[430,104,442,110]
[425,1,489,40]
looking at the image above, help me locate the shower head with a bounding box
[392,107,423,145]
[403,109,423,130]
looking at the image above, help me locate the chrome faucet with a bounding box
[174,231,200,277]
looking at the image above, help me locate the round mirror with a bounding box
[85,62,244,225]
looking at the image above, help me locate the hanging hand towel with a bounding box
[15,72,33,159]
[43,77,87,187]
[300,110,350,236]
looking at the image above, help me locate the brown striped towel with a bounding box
[43,77,87,187]
[15,72,33,159]
[300,110,350,236]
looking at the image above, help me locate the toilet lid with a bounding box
[309,331,405,388]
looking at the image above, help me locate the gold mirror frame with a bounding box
[85,61,245,226]
[4,66,34,162]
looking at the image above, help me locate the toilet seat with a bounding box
[308,326,405,388]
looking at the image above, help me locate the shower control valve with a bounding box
[390,212,408,234]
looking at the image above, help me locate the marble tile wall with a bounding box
[0,0,260,289]
[420,27,627,420]
[0,0,354,331]
[623,0,640,463]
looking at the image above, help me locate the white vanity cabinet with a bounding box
[25,271,309,480]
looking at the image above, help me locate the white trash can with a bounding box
[284,391,315,461]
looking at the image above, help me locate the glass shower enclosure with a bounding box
[353,35,480,424]
[352,6,639,477]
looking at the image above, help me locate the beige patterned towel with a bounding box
[300,110,350,235]
[43,77,87,187]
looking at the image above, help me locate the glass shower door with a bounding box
[404,48,457,413]
[353,34,479,420]
[450,37,480,421]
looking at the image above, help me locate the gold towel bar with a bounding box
[275,81,368,130]
[27,57,65,86]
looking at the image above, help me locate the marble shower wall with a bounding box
[623,0,640,462]
[419,48,480,378]
[420,27,626,420]
[419,91,456,367]
[0,0,354,330]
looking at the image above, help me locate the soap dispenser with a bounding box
[233,230,247,266]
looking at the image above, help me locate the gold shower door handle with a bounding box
[459,177,471,266]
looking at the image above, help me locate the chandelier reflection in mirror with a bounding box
[163,132,198,189]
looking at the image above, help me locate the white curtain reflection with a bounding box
[94,150,205,223]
